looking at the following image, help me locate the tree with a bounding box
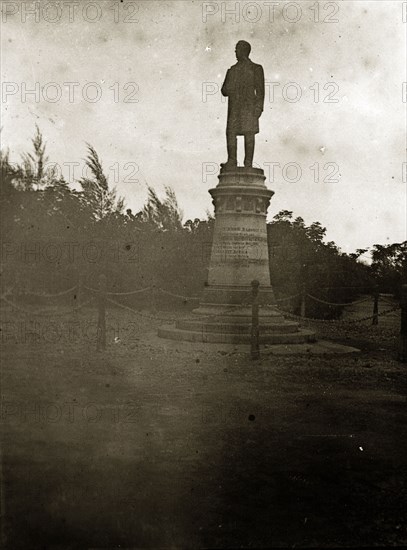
[3,125,400,312]
[371,242,407,295]
[79,144,124,221]
[18,124,50,190]
[139,185,183,231]
[268,211,372,318]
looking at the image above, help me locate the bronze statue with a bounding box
[221,40,265,170]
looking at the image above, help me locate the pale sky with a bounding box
[1,0,406,255]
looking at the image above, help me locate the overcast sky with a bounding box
[1,0,406,256]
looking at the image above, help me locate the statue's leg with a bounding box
[244,133,255,167]
[226,130,237,166]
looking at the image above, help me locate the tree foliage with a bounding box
[139,186,184,231]
[371,242,407,296]
[1,126,402,315]
[79,144,124,221]
[268,211,373,318]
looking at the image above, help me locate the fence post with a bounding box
[150,285,157,313]
[251,279,260,360]
[398,284,407,363]
[97,274,107,351]
[300,283,306,318]
[76,272,83,308]
[372,285,379,326]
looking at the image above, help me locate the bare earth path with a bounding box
[1,307,406,548]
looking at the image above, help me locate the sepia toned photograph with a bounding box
[1,0,406,548]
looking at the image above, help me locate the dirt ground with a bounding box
[1,305,406,548]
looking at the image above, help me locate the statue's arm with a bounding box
[255,65,265,115]
[221,69,231,97]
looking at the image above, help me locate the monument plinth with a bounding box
[194,167,279,318]
[158,39,315,344]
[158,167,316,344]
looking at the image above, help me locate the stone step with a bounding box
[193,305,285,324]
[158,325,316,344]
[176,319,299,334]
[193,314,287,324]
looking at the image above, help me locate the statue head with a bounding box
[235,40,251,61]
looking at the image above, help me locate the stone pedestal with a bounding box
[158,167,316,344]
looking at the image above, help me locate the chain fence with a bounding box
[1,281,404,359]
[1,282,401,323]
[276,304,400,325]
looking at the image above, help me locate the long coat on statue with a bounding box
[221,59,265,135]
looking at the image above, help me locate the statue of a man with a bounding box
[221,40,265,170]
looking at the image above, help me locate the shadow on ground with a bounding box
[1,326,406,548]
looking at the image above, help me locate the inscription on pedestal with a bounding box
[207,169,273,287]
[212,226,268,263]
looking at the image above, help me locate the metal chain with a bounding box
[1,295,95,317]
[379,296,398,306]
[106,297,177,323]
[2,284,402,328]
[4,284,388,310]
[156,288,200,301]
[16,286,78,298]
[276,304,401,325]
[84,285,152,296]
[275,293,302,302]
[106,297,253,323]
[84,285,198,299]
[105,286,152,296]
[306,294,372,307]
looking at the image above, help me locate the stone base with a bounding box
[158,167,316,345]
[158,322,316,344]
[196,283,277,307]
[159,298,316,345]
[159,289,316,344]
